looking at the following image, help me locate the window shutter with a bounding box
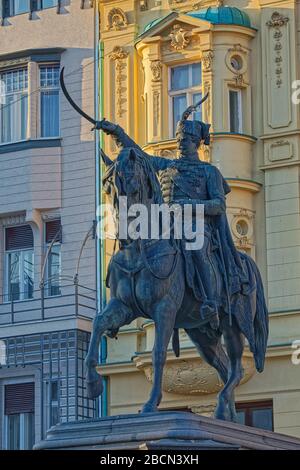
[5,225,34,251]
[5,382,35,415]
[46,219,62,244]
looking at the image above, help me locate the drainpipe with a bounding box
[94,0,107,418]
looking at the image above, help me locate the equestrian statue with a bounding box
[60,68,269,422]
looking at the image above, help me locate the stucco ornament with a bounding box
[109,47,129,118]
[169,24,190,51]
[135,355,255,395]
[266,12,289,28]
[202,50,214,72]
[150,60,162,82]
[266,12,289,88]
[107,8,128,31]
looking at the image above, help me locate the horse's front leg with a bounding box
[85,298,134,399]
[141,298,177,413]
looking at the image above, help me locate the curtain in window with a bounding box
[40,65,60,138]
[5,225,34,301]
[45,220,61,296]
[0,69,28,144]
[229,90,241,133]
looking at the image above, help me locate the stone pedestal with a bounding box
[35,411,300,450]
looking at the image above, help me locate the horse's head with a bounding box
[103,147,163,211]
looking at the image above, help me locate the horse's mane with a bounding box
[133,149,163,205]
[103,147,163,205]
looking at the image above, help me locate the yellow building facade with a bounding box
[97,0,300,437]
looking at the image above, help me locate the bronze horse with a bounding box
[84,147,268,420]
[60,69,268,421]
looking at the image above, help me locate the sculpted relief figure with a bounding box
[61,69,268,422]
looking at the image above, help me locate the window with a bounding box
[37,0,58,8]
[2,0,58,17]
[236,401,273,431]
[0,61,60,145]
[229,88,242,133]
[5,225,34,302]
[169,63,202,137]
[49,380,59,426]
[4,382,35,450]
[0,68,28,145]
[45,219,61,296]
[40,65,60,138]
[4,0,30,16]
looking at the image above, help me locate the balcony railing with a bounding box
[0,279,96,326]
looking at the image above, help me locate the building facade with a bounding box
[98,0,300,438]
[0,0,97,449]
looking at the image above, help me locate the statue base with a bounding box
[35,411,300,450]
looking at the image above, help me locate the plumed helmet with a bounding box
[176,92,211,146]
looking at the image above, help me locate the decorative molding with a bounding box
[135,353,255,396]
[193,0,224,9]
[107,8,128,31]
[153,91,160,137]
[266,12,289,89]
[190,403,216,417]
[139,0,148,10]
[268,139,293,162]
[233,74,244,86]
[231,208,255,248]
[150,60,162,82]
[225,45,248,84]
[203,81,211,123]
[202,50,214,72]
[109,46,128,61]
[109,47,129,118]
[0,48,65,69]
[169,24,190,51]
[41,212,61,222]
[266,12,289,28]
[0,214,26,227]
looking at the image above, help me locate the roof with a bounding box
[187,6,252,28]
[141,6,252,37]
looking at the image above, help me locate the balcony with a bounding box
[0,281,96,326]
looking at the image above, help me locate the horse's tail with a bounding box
[172,328,180,357]
[252,260,269,373]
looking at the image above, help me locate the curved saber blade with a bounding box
[181,92,209,121]
[60,67,97,125]
[194,91,209,110]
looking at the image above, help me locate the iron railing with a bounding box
[0,279,96,326]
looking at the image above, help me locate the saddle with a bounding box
[106,239,178,286]
[141,239,178,279]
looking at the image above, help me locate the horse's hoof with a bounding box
[214,403,232,422]
[214,409,232,422]
[140,404,158,413]
[86,375,103,399]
